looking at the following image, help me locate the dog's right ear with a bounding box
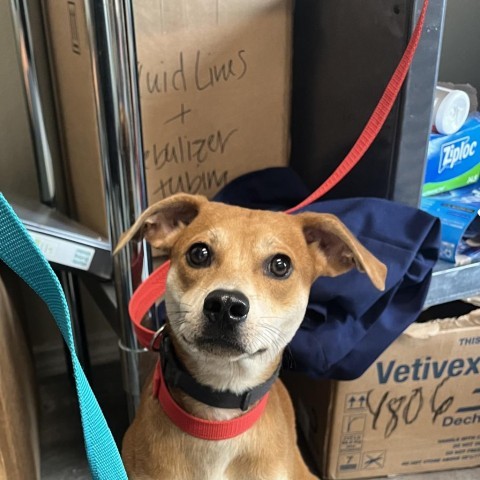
[113,194,207,256]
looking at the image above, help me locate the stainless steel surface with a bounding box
[8,195,112,279]
[425,261,480,308]
[10,0,55,205]
[392,0,447,207]
[84,0,155,418]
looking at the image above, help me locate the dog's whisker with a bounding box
[249,328,286,358]
[167,314,187,324]
[168,316,188,325]
[256,323,289,343]
[177,302,193,308]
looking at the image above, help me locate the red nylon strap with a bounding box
[129,0,429,349]
[152,360,270,440]
[287,0,429,213]
[129,261,169,348]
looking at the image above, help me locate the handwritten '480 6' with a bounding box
[366,377,454,438]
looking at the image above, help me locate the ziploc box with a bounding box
[423,114,480,197]
[285,310,480,479]
[420,182,480,264]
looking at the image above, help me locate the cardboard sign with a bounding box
[135,0,292,203]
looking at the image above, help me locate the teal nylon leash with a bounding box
[0,193,128,480]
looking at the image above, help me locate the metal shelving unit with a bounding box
[8,195,111,279]
[9,0,156,417]
[8,0,480,421]
[425,261,480,308]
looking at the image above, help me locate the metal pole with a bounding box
[84,0,156,419]
[10,0,92,373]
[59,271,91,375]
[9,0,55,206]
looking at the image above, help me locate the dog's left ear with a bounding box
[113,194,207,255]
[297,212,387,291]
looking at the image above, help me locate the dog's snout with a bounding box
[203,290,250,324]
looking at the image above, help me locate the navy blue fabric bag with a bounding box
[213,167,441,380]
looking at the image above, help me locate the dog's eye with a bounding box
[268,254,292,278]
[187,243,211,268]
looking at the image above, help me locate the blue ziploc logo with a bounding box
[439,136,477,173]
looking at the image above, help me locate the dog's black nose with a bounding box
[203,290,250,324]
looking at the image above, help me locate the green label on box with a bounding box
[422,165,480,197]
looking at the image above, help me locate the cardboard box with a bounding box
[42,0,292,237]
[42,0,107,235]
[287,310,480,479]
[0,272,40,479]
[423,114,480,197]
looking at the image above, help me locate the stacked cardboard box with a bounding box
[287,310,480,479]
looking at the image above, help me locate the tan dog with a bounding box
[115,193,386,480]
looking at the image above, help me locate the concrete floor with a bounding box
[39,362,480,480]
[39,362,128,480]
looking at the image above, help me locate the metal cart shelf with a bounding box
[8,195,111,279]
[425,261,480,308]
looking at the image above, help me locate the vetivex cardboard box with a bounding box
[287,310,480,479]
[42,0,292,237]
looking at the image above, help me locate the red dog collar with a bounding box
[129,261,169,349]
[152,355,270,440]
